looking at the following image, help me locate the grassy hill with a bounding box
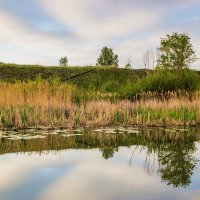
[0,63,148,90]
[1,63,199,94]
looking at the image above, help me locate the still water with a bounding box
[0,127,200,200]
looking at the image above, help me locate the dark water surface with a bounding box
[0,127,200,200]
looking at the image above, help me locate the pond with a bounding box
[0,127,200,200]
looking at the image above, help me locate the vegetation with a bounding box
[157,32,197,71]
[0,32,199,129]
[0,78,199,129]
[124,59,132,69]
[0,63,147,91]
[59,56,68,67]
[96,46,119,67]
[141,68,199,93]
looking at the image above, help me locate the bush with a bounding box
[101,81,120,93]
[177,69,199,91]
[119,80,142,100]
[141,69,177,93]
[122,68,199,99]
[141,68,199,93]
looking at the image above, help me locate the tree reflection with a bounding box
[130,128,199,188]
[99,146,118,159]
[157,141,197,187]
[0,127,199,188]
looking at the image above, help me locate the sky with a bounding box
[0,0,199,68]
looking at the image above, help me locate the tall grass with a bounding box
[0,79,200,129]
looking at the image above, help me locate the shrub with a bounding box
[177,69,199,91]
[141,68,177,93]
[101,81,120,93]
[122,68,199,99]
[141,69,199,93]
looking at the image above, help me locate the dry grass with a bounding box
[0,80,199,129]
[0,81,73,107]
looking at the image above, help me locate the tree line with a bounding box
[59,32,198,71]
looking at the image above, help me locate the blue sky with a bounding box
[0,0,199,68]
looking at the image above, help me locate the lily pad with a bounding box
[41,131,58,135]
[56,130,71,133]
[126,130,140,134]
[66,133,83,137]
[94,129,103,132]
[71,129,83,133]
[177,129,189,132]
[164,129,177,133]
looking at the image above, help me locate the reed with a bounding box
[0,80,200,129]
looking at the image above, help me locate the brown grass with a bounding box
[0,80,199,129]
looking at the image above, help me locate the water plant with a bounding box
[0,79,200,129]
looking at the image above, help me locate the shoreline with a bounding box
[1,124,200,132]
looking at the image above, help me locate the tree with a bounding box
[143,50,154,69]
[96,46,119,67]
[157,32,197,71]
[59,56,68,67]
[125,63,132,69]
[124,58,132,69]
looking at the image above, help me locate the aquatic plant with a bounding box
[0,80,200,129]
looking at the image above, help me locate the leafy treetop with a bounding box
[157,32,197,71]
[96,46,119,67]
[59,56,68,67]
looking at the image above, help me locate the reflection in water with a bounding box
[158,139,197,187]
[0,127,200,200]
[99,146,119,159]
[138,128,198,188]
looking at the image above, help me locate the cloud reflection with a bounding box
[0,147,197,200]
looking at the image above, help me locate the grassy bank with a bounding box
[0,64,200,129]
[0,79,200,129]
[0,63,147,91]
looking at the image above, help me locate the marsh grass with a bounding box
[0,80,200,129]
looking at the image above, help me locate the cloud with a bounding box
[38,0,161,38]
[0,0,199,67]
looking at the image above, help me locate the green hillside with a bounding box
[0,63,148,90]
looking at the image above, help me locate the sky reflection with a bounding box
[0,145,199,200]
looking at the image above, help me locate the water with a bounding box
[0,128,200,200]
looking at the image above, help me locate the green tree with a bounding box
[124,58,132,69]
[96,46,119,67]
[124,63,131,69]
[59,56,68,67]
[157,32,197,71]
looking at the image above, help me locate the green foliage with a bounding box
[120,68,199,99]
[158,140,196,187]
[59,56,68,67]
[101,81,120,92]
[0,64,148,92]
[141,68,199,93]
[100,146,118,159]
[157,32,197,71]
[0,107,18,128]
[119,80,142,99]
[141,69,177,93]
[0,63,199,100]
[124,62,132,69]
[177,69,199,91]
[20,106,29,128]
[96,46,119,67]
